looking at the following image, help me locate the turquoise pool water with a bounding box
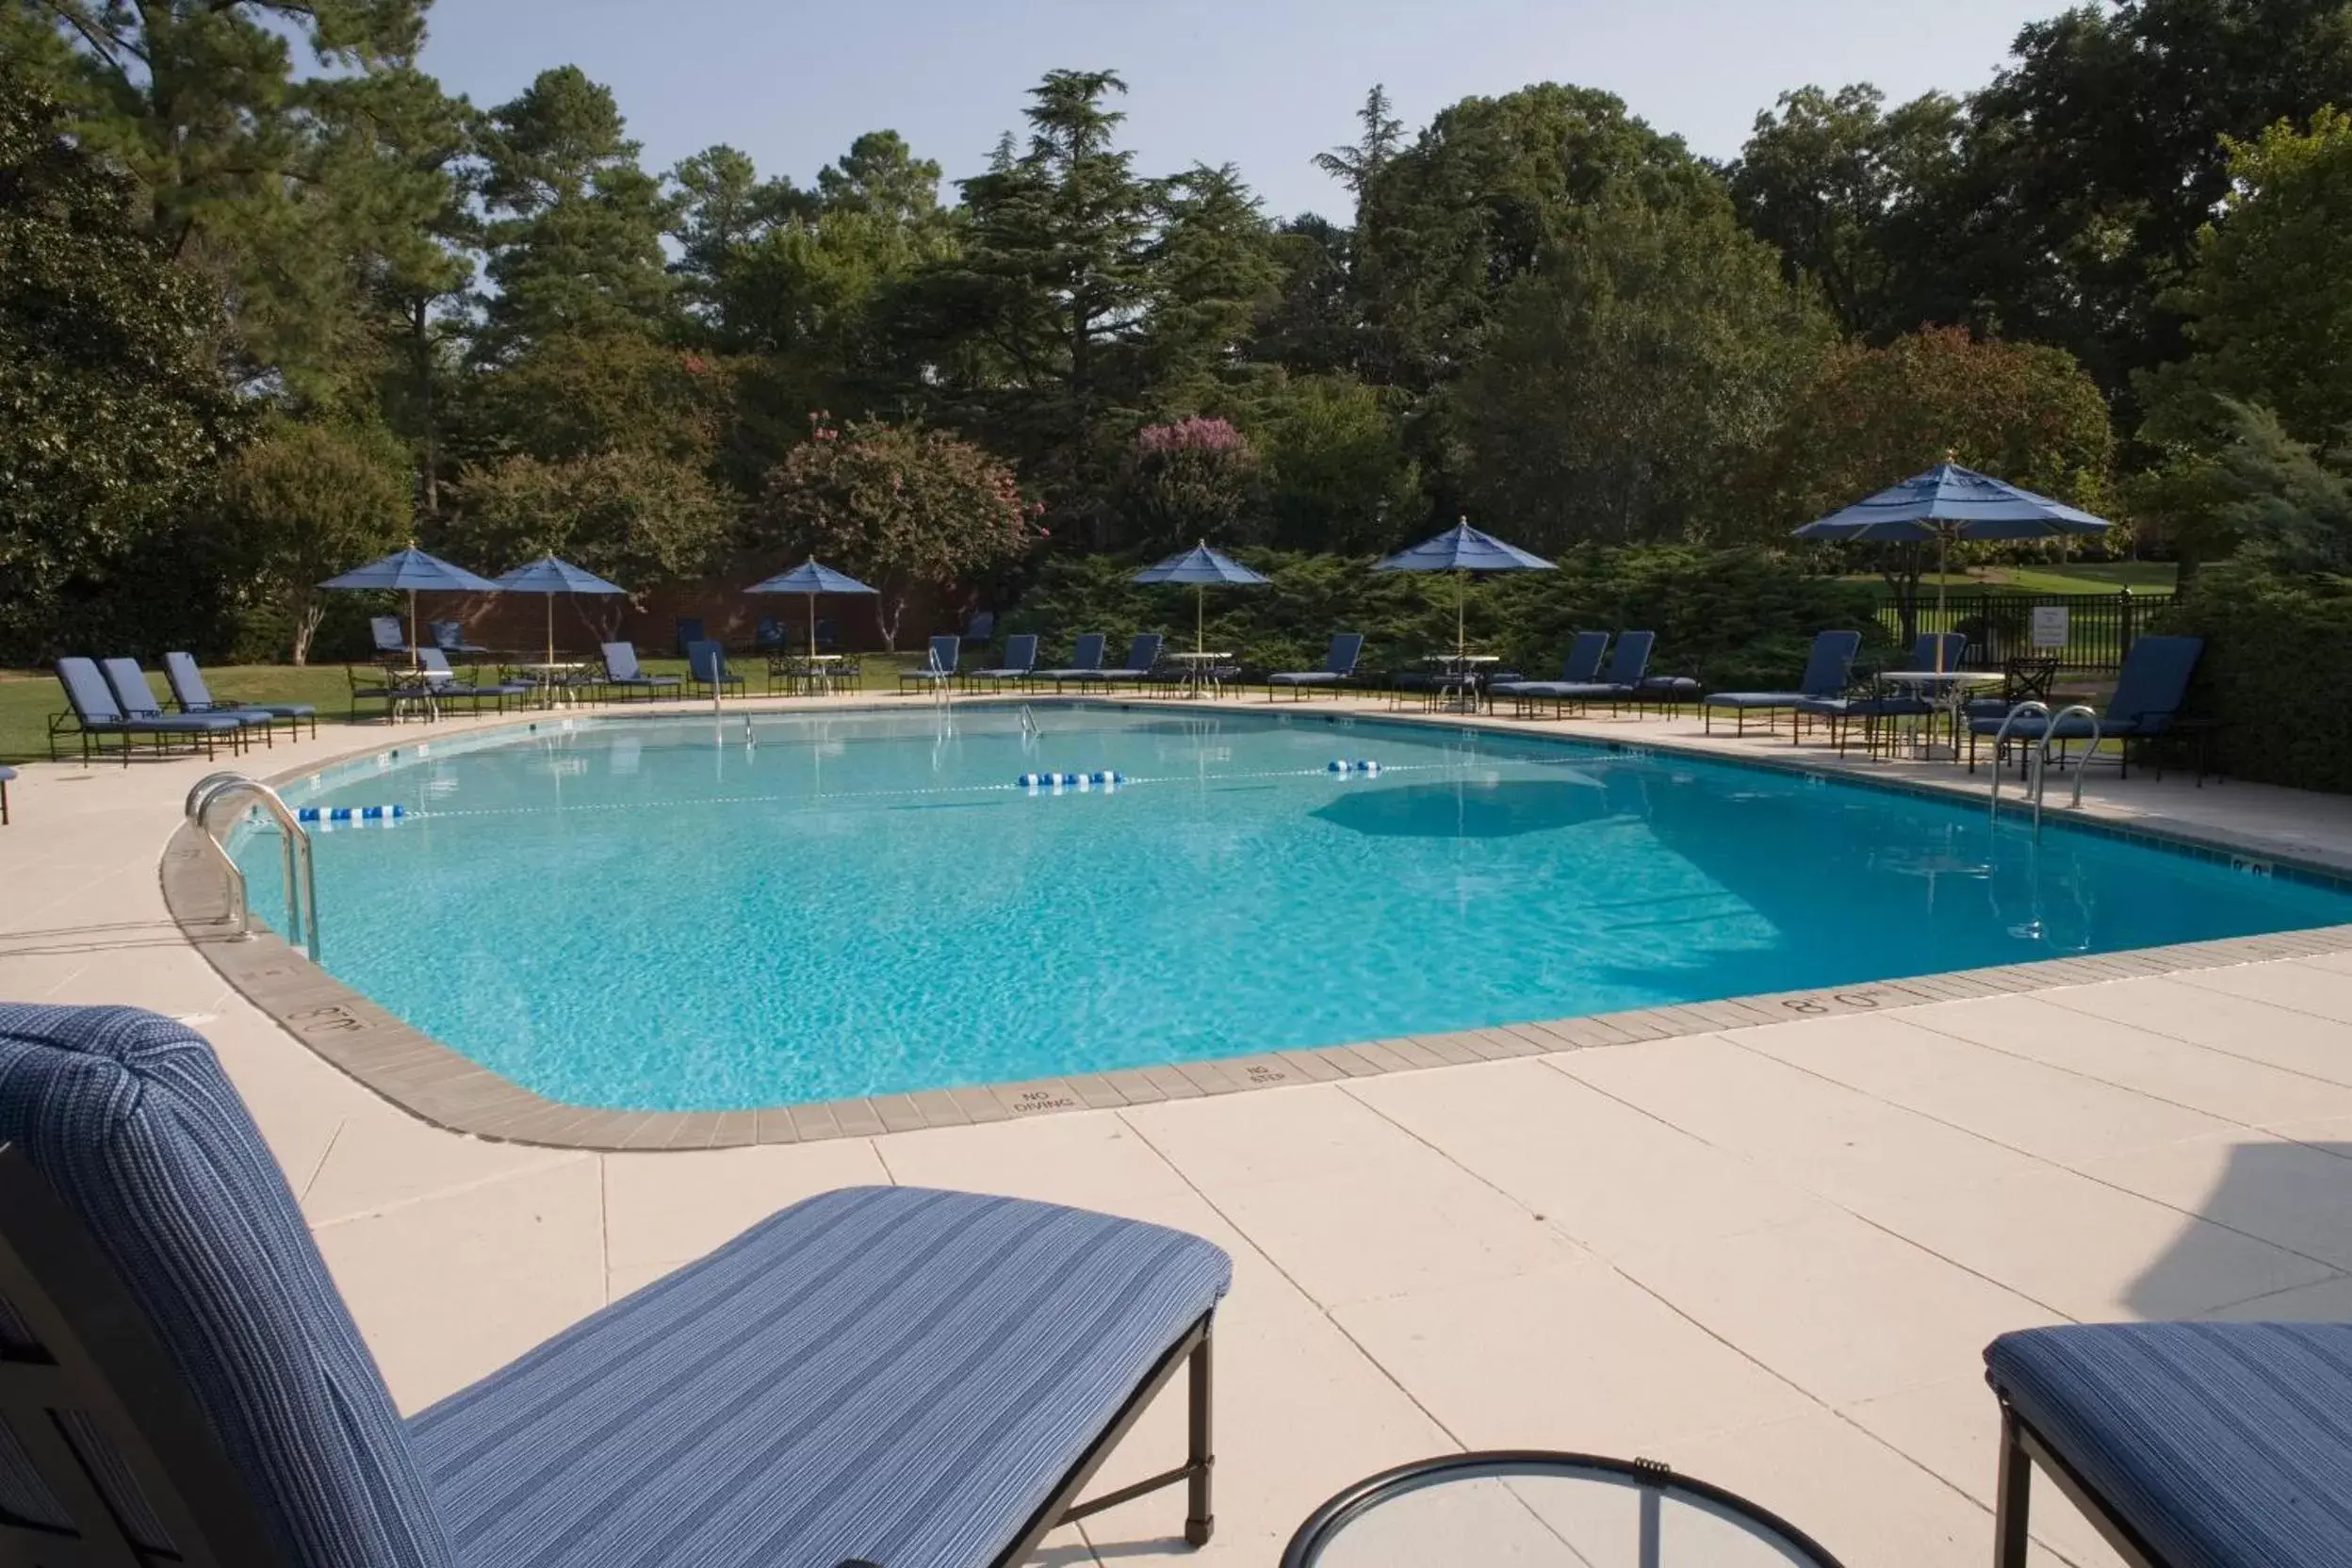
[238,705,2352,1110]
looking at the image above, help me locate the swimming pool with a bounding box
[237,705,2352,1111]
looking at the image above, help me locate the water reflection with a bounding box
[1314,779,1612,840]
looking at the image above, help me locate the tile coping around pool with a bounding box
[158,699,2352,1152]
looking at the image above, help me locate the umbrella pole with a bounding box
[546,595,554,668]
[808,593,817,660]
[1197,585,1205,660]
[408,589,419,671]
[1936,531,1950,672]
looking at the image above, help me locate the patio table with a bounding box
[1281,1451,1844,1567]
[1162,650,1233,699]
[1876,668,2006,760]
[1406,653,1497,714]
[514,661,593,710]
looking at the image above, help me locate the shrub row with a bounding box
[2163,565,2352,793]
[1003,546,1891,692]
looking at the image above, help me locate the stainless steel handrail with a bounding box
[2046,704,2105,810]
[1986,702,2052,834]
[185,774,319,960]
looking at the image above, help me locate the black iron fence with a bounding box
[1870,590,2163,674]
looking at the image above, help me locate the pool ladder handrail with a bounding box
[184,772,320,960]
[1986,702,2106,837]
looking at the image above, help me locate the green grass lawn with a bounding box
[0,654,928,765]
[1844,561,2178,596]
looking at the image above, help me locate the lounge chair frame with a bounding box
[0,1137,1217,1567]
[0,768,11,826]
[1992,1399,2166,1568]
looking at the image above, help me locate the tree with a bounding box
[12,0,454,402]
[892,70,1159,535]
[1753,327,2115,634]
[225,419,413,662]
[2142,109,2352,449]
[1252,215,1357,376]
[0,63,248,662]
[1728,84,1965,338]
[1454,191,1832,551]
[448,450,733,632]
[1135,163,1280,407]
[1352,83,1719,389]
[1248,373,1423,553]
[1314,85,1404,193]
[1115,417,1259,553]
[1946,0,2352,403]
[748,418,1036,648]
[2204,400,2352,575]
[473,66,675,363]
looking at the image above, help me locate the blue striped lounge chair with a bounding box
[1033,632,1107,693]
[416,647,530,712]
[1266,633,1364,700]
[685,639,744,700]
[0,764,12,825]
[1702,630,1864,738]
[370,616,410,658]
[1491,631,1611,714]
[49,657,246,765]
[1966,634,2202,779]
[600,642,683,701]
[1985,1320,2352,1568]
[164,652,318,742]
[898,634,962,694]
[1793,632,1967,756]
[970,632,1039,690]
[1088,633,1163,690]
[105,658,274,750]
[1512,631,1657,719]
[0,1004,1232,1568]
[432,621,489,657]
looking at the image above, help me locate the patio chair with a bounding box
[0,1004,1231,1568]
[48,658,247,765]
[674,616,706,657]
[1089,633,1164,690]
[431,621,489,657]
[1509,631,1657,719]
[963,609,997,646]
[969,632,1039,690]
[898,634,961,694]
[683,639,743,701]
[416,647,531,712]
[163,652,318,742]
[1492,631,1610,713]
[1966,634,2203,778]
[600,642,682,702]
[0,765,12,825]
[104,657,271,750]
[1965,656,2062,723]
[369,616,410,658]
[1266,633,1364,700]
[1796,631,1970,756]
[1984,1320,2352,1568]
[1033,632,1108,693]
[755,617,787,651]
[1701,630,1864,738]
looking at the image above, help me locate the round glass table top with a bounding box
[1281,1452,1845,1568]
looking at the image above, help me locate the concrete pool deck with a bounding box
[7,690,2352,1566]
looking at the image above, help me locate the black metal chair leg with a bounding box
[1185,1325,1215,1546]
[1994,1405,2032,1568]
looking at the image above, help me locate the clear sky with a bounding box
[418,0,2060,220]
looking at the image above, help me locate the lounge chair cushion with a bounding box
[1703,691,1810,709]
[1267,670,1342,686]
[1986,1321,2352,1568]
[1968,713,2149,740]
[0,1004,456,1568]
[1639,677,1701,695]
[412,1185,1230,1568]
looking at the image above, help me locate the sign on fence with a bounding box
[2030,606,2070,649]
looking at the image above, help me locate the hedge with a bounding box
[2163,564,2352,793]
[1004,546,1890,693]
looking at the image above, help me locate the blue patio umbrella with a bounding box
[1132,542,1271,658]
[493,555,628,666]
[1791,462,2113,669]
[745,558,879,658]
[1373,518,1555,662]
[319,547,501,668]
